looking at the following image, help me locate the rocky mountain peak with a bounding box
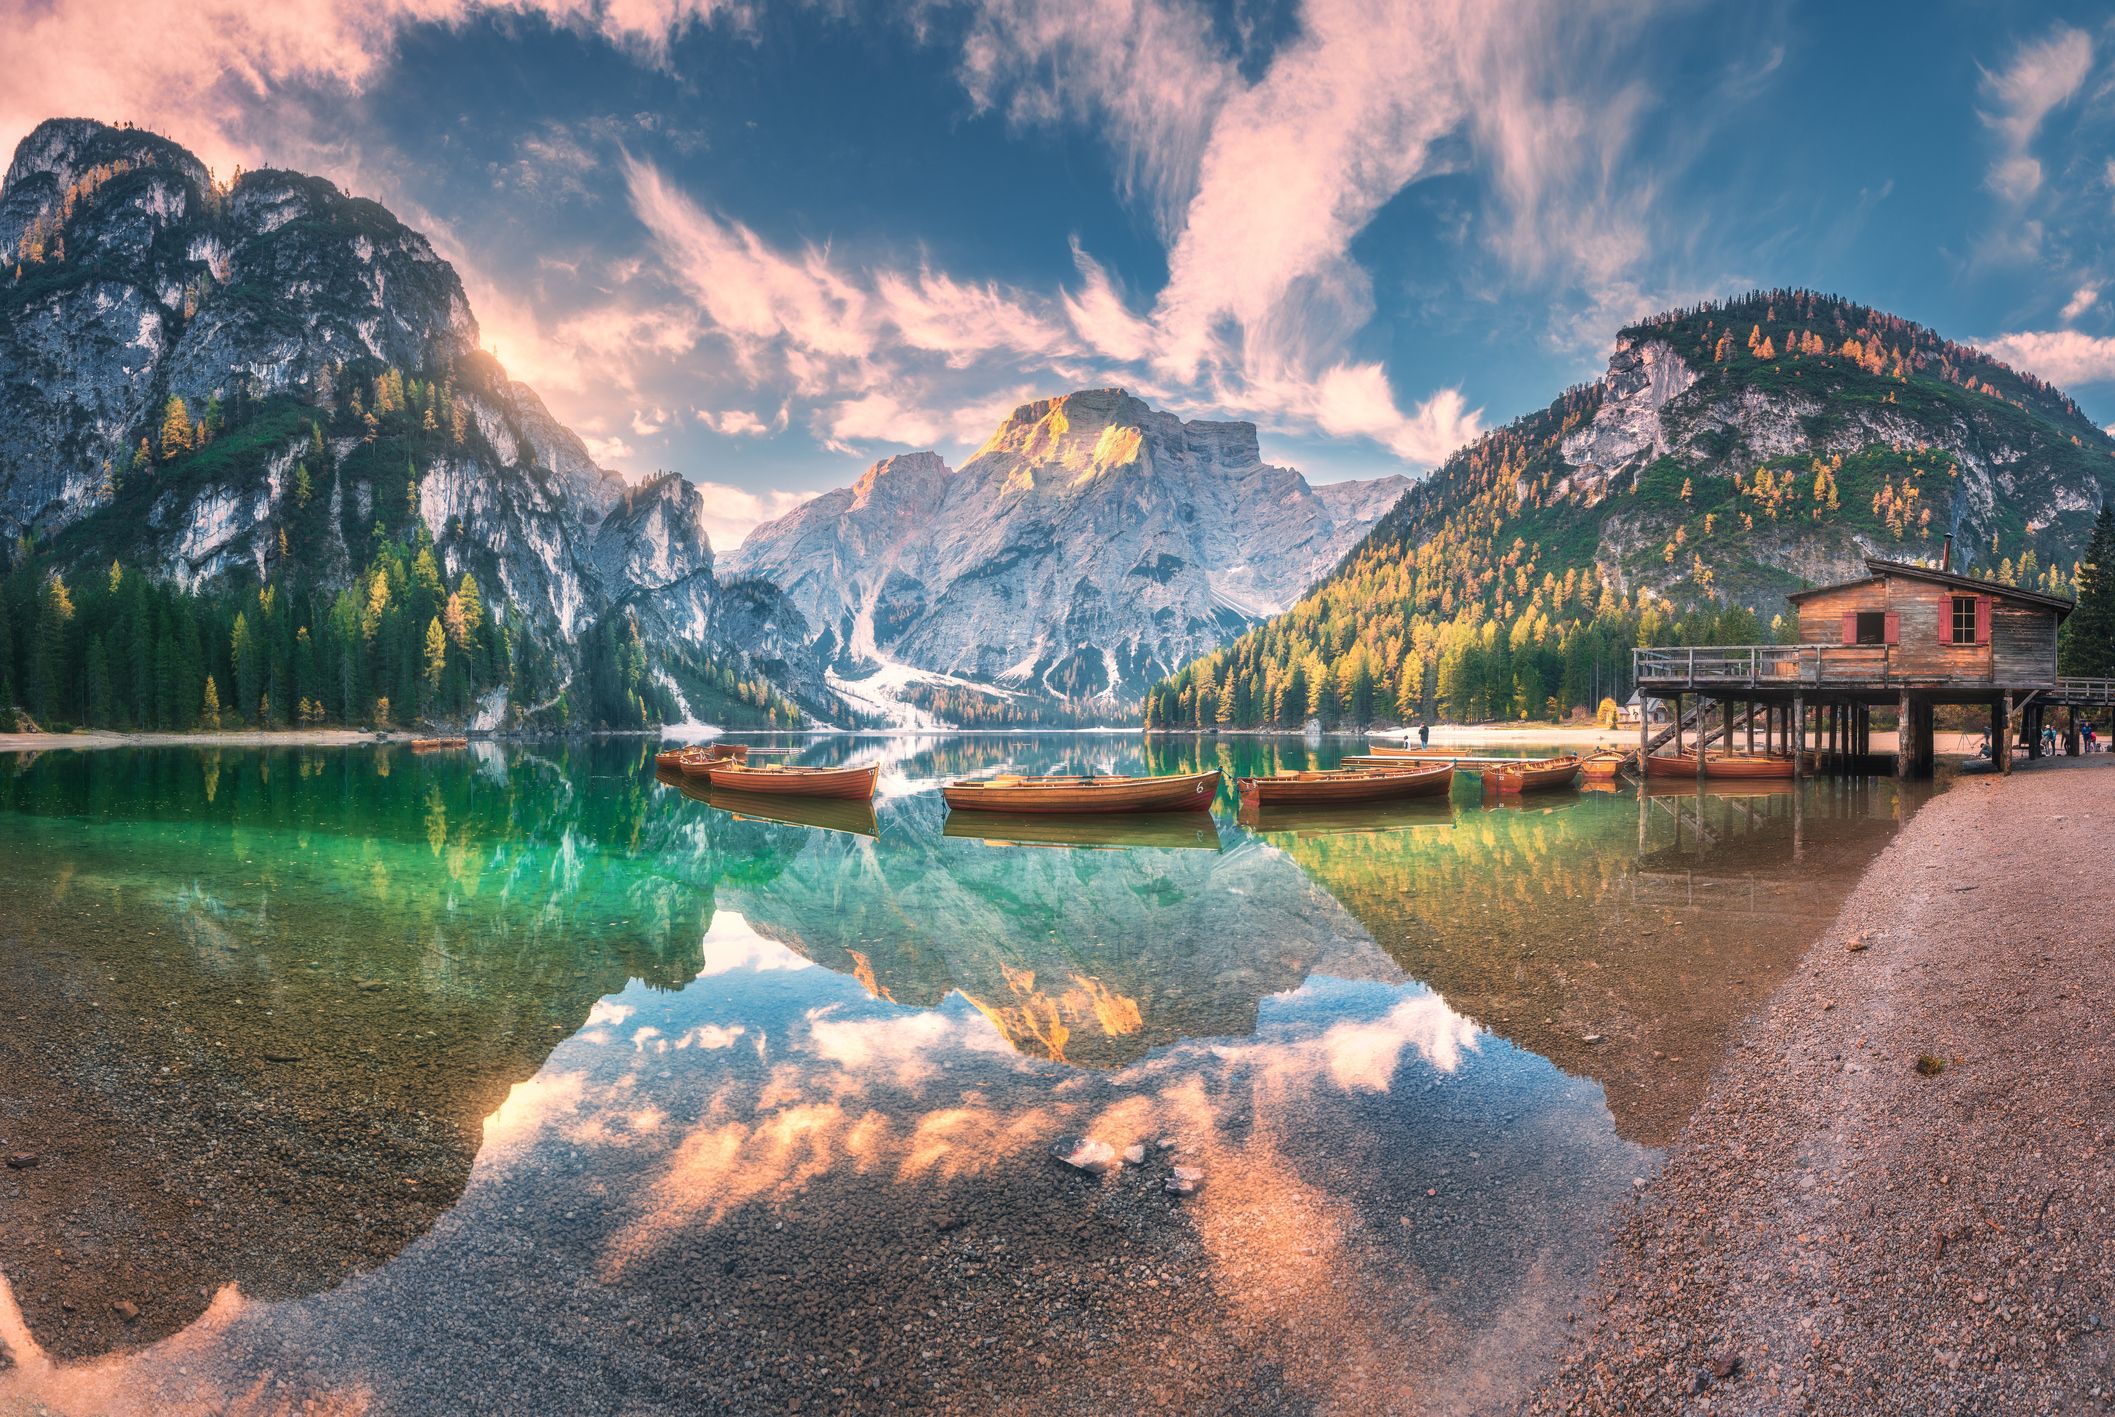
[850,449,952,509]
[732,385,1412,721]
[964,386,1271,495]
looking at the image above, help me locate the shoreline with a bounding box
[1,723,1995,755]
[1532,755,2114,1413]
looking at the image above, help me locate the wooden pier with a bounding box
[1634,556,2100,779]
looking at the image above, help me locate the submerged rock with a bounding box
[1052,1138,1117,1175]
[1165,1166,1205,1197]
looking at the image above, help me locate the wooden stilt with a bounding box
[1697,696,1709,781]
[2000,693,2014,775]
[1903,693,1920,782]
[1793,694,1807,776]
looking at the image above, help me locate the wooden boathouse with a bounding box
[1634,554,2115,778]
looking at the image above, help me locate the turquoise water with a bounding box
[0,736,1920,1413]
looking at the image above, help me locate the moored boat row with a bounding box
[650,734,1804,839]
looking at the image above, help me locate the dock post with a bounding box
[1639,690,1650,768]
[2000,693,2014,775]
[1793,694,1807,776]
[1903,693,1920,782]
[1697,696,1710,782]
[1746,700,1756,755]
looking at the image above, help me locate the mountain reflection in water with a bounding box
[0,737,1923,1414]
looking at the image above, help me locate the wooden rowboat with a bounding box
[653,748,686,770]
[1478,755,1581,793]
[1237,761,1453,807]
[1643,751,1796,780]
[410,736,468,751]
[942,769,1220,815]
[1701,753,1797,780]
[704,761,878,800]
[676,742,750,778]
[1581,748,1630,780]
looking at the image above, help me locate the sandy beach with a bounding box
[1531,754,2115,1413]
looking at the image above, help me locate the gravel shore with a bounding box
[1533,756,2115,1414]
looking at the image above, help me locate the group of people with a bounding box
[1978,721,2099,760]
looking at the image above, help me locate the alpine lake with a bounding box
[0,734,1928,1415]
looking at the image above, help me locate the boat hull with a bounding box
[1479,756,1581,793]
[1644,752,1795,780]
[1580,752,1629,780]
[1703,754,1797,780]
[705,762,878,800]
[1237,763,1453,806]
[942,770,1220,815]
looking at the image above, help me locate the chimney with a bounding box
[1939,533,1953,574]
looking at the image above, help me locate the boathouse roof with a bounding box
[1785,555,2075,618]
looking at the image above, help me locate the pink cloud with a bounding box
[1978,330,2115,387]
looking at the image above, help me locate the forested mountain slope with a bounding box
[0,117,839,733]
[1148,290,2115,729]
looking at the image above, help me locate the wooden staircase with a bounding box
[1642,696,1768,756]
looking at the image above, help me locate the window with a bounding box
[1950,595,1978,645]
[1855,611,1887,645]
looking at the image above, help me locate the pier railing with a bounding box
[2053,676,2115,706]
[1633,645,1827,687]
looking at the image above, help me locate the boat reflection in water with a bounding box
[0,736,1927,1415]
[940,810,1222,851]
[688,782,881,839]
[1238,795,1456,838]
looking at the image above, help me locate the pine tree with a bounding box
[293,461,313,508]
[423,615,448,697]
[85,635,113,725]
[231,611,261,725]
[159,396,193,460]
[2060,504,2115,677]
[200,675,222,731]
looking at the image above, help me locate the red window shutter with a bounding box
[1883,611,1899,645]
[1841,611,1857,645]
[1975,597,1991,645]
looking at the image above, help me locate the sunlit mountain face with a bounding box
[0,738,1919,1410]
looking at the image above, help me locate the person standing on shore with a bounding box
[1418,721,1431,749]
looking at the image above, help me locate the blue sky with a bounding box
[7,0,2115,545]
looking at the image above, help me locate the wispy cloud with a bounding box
[0,0,751,180]
[1,0,1699,484]
[692,482,817,550]
[1979,24,2092,204]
